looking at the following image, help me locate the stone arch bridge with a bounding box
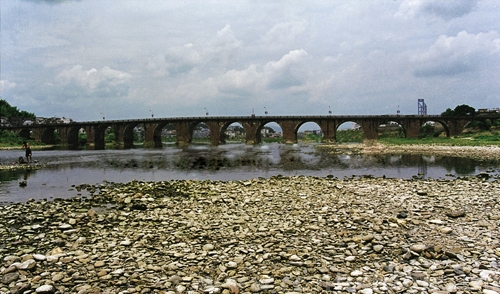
[2,114,490,149]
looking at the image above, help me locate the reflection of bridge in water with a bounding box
[3,114,494,149]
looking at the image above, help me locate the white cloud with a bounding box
[260,21,308,44]
[56,65,132,90]
[264,49,309,89]
[147,44,202,77]
[213,49,309,96]
[412,30,500,77]
[0,80,17,92]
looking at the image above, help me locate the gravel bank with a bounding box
[1,176,499,293]
[318,144,500,162]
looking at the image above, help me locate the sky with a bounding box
[1,0,499,122]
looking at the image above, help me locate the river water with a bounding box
[0,143,498,204]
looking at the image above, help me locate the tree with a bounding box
[441,104,475,117]
[454,104,475,116]
[0,99,36,119]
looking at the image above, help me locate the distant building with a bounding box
[35,116,74,124]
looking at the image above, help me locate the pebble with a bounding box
[1,176,499,293]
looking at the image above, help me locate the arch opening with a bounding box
[259,122,283,144]
[222,122,246,144]
[336,121,364,143]
[191,122,211,145]
[64,127,86,149]
[419,121,447,138]
[297,122,323,143]
[378,121,406,139]
[160,123,177,146]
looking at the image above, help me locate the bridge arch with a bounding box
[295,121,323,143]
[40,127,57,144]
[220,121,246,144]
[18,128,32,140]
[419,119,450,138]
[66,125,83,149]
[336,120,364,143]
[256,121,284,144]
[85,123,110,150]
[377,120,407,139]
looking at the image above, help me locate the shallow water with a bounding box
[0,143,498,204]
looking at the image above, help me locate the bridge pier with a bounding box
[359,119,383,141]
[143,122,164,148]
[175,121,191,147]
[242,121,260,144]
[281,121,300,144]
[84,124,107,150]
[206,121,224,146]
[445,118,471,136]
[401,118,422,139]
[318,120,336,143]
[111,123,137,149]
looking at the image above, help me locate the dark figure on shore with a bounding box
[22,141,32,163]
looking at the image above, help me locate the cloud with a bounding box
[398,0,478,20]
[0,80,17,92]
[412,31,500,77]
[260,21,308,44]
[264,49,309,89]
[147,44,202,77]
[56,65,132,91]
[214,49,309,96]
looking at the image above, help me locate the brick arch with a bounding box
[378,120,407,138]
[334,120,364,141]
[256,121,284,144]
[122,123,139,149]
[85,123,110,150]
[66,126,83,148]
[294,120,324,141]
[40,127,56,144]
[419,119,451,137]
[220,121,246,144]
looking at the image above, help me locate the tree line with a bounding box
[0,99,36,120]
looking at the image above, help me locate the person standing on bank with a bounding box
[22,141,32,163]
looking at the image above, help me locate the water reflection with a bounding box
[0,143,499,204]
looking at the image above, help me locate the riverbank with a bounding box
[318,143,500,162]
[1,176,499,293]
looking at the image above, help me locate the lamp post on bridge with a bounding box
[328,106,332,115]
[149,109,154,118]
[264,107,268,115]
[204,108,209,116]
[100,112,105,120]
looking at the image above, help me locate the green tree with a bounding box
[454,104,475,116]
[441,104,475,117]
[0,99,36,119]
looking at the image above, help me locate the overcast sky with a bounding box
[1,0,499,121]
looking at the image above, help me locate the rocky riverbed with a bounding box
[1,175,499,293]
